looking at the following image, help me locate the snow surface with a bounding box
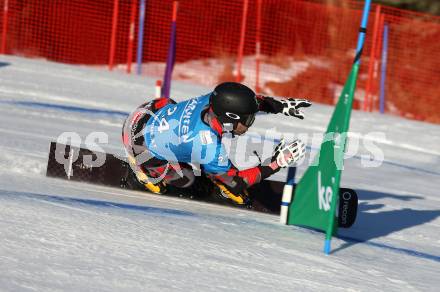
[114,55,313,95]
[0,55,439,291]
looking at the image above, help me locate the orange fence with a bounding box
[1,0,439,123]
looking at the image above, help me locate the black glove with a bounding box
[257,96,284,114]
[258,96,311,119]
[279,98,312,119]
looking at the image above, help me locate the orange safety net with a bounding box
[1,0,439,123]
[379,6,440,123]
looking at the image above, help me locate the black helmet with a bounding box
[210,82,258,129]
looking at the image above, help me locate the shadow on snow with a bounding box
[0,62,10,68]
[0,189,194,218]
[334,188,440,262]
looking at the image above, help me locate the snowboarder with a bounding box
[122,82,311,204]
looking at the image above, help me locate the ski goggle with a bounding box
[224,111,256,128]
[240,113,256,127]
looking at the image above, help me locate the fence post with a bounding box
[255,0,262,92]
[155,80,162,98]
[126,0,137,74]
[370,13,385,112]
[379,24,389,114]
[363,5,381,112]
[236,0,249,83]
[109,0,120,71]
[136,0,146,75]
[1,0,10,54]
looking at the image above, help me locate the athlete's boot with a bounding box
[135,171,167,194]
[213,181,250,205]
[127,155,167,194]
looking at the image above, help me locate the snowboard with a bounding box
[46,142,358,228]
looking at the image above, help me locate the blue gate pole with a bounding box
[379,24,389,114]
[323,0,372,255]
[280,167,296,224]
[136,0,146,75]
[354,0,372,66]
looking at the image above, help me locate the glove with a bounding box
[258,96,284,114]
[280,98,312,119]
[258,96,311,119]
[257,139,306,179]
[272,139,306,168]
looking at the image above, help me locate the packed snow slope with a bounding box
[0,56,439,291]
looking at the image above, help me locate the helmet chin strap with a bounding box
[222,123,234,133]
[222,122,236,138]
